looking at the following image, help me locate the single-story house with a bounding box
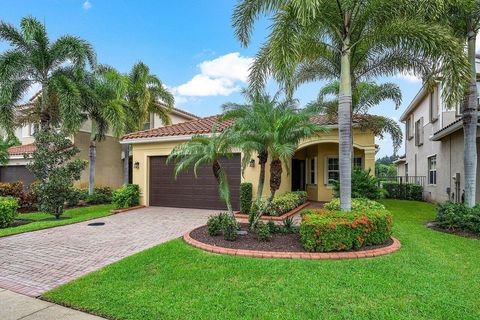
[121,115,377,210]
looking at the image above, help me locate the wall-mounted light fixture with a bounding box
[134,161,140,169]
[249,159,255,167]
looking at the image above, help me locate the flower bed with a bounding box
[300,208,393,252]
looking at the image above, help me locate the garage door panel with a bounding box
[0,166,36,188]
[149,155,240,210]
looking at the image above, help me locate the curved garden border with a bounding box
[184,225,401,259]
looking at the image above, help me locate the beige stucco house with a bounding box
[1,98,198,189]
[122,115,377,210]
[397,56,480,203]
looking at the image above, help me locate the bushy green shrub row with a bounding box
[112,184,140,209]
[382,182,423,201]
[252,191,307,216]
[67,186,113,207]
[323,198,386,212]
[0,181,37,211]
[207,213,239,241]
[332,168,384,200]
[436,202,480,235]
[240,182,253,214]
[299,199,393,252]
[0,196,19,228]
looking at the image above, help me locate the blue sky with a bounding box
[1,0,447,158]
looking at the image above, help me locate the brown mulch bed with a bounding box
[8,219,33,227]
[190,223,393,253]
[426,221,480,240]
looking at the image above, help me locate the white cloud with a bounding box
[396,72,421,83]
[83,1,92,10]
[172,52,253,98]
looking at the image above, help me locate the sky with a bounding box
[2,0,478,158]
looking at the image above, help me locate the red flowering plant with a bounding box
[299,208,393,252]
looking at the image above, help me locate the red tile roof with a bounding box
[122,114,354,141]
[171,107,199,120]
[7,143,36,156]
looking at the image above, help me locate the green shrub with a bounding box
[436,202,480,235]
[282,217,295,234]
[256,222,271,241]
[221,214,239,241]
[0,197,19,228]
[207,215,223,236]
[0,181,23,198]
[300,208,393,252]
[255,191,308,216]
[267,220,279,233]
[112,184,140,209]
[240,182,253,214]
[383,182,423,201]
[323,198,386,212]
[332,168,384,200]
[87,192,111,205]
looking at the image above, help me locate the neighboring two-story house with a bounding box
[396,55,480,203]
[0,95,198,189]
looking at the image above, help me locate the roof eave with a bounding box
[399,84,427,122]
[431,121,463,141]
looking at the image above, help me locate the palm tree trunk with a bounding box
[212,160,233,215]
[88,139,96,195]
[338,41,353,211]
[463,30,478,207]
[255,150,268,206]
[251,158,282,230]
[123,144,130,186]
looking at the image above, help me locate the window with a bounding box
[325,157,339,185]
[415,117,424,146]
[428,155,437,185]
[429,89,439,123]
[353,157,362,169]
[406,115,414,140]
[142,113,153,130]
[308,157,317,185]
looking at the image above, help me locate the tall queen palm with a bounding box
[233,0,470,211]
[0,16,96,134]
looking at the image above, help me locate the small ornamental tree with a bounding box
[27,129,87,219]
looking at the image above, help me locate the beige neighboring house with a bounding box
[397,55,480,203]
[0,96,198,189]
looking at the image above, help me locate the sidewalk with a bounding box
[0,288,105,320]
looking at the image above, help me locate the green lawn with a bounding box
[0,204,114,237]
[43,200,480,320]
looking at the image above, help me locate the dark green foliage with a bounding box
[68,187,112,207]
[253,191,307,216]
[332,168,384,200]
[300,208,393,252]
[436,202,480,235]
[112,184,140,209]
[267,220,279,233]
[27,129,87,219]
[240,182,253,214]
[0,196,18,228]
[282,217,295,234]
[376,155,400,165]
[66,188,86,207]
[383,182,423,201]
[221,214,239,241]
[376,163,397,178]
[255,221,271,241]
[207,215,223,236]
[0,181,37,211]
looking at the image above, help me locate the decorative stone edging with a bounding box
[110,205,145,213]
[234,202,311,222]
[184,226,401,260]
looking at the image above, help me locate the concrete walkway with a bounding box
[0,289,105,320]
[0,206,215,296]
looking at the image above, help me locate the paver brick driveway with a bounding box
[0,207,215,297]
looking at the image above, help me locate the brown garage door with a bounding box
[0,166,36,188]
[149,155,241,210]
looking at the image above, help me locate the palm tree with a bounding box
[310,81,403,154]
[446,0,480,207]
[232,0,470,211]
[221,90,279,207]
[0,16,96,134]
[167,133,234,215]
[122,62,174,185]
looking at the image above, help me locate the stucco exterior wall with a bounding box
[73,131,123,189]
[131,128,376,206]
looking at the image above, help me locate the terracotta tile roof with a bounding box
[171,107,199,119]
[433,118,462,136]
[7,143,36,156]
[122,114,357,141]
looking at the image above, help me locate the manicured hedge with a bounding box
[240,182,253,214]
[0,196,19,228]
[300,207,393,252]
[323,198,386,212]
[436,202,480,235]
[253,191,307,216]
[382,182,423,201]
[112,184,140,209]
